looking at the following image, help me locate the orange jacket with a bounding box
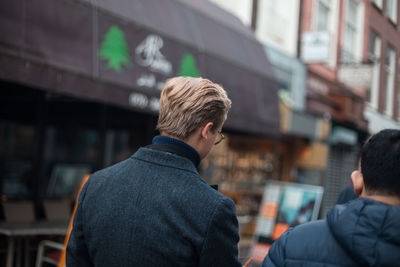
[58,174,90,267]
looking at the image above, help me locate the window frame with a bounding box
[312,0,340,68]
[342,0,363,64]
[385,0,398,24]
[316,0,331,31]
[383,45,396,116]
[367,30,381,109]
[370,0,383,10]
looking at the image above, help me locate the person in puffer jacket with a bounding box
[262,129,400,267]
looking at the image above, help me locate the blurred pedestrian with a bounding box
[337,152,360,205]
[262,129,400,266]
[336,184,357,204]
[66,77,242,266]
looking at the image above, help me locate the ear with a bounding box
[200,122,214,139]
[350,170,364,196]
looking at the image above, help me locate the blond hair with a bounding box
[157,77,231,139]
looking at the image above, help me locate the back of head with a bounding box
[360,129,400,196]
[157,77,231,139]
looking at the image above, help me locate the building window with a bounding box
[208,0,253,26]
[0,121,35,198]
[367,30,381,108]
[371,0,383,9]
[313,0,340,68]
[386,0,398,23]
[398,78,400,121]
[342,0,361,64]
[317,0,331,31]
[383,46,396,116]
[104,129,136,166]
[43,126,99,198]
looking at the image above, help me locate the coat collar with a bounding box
[148,135,200,168]
[132,146,218,191]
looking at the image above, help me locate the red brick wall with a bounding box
[366,0,400,118]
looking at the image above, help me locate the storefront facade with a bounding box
[0,82,158,218]
[0,0,280,228]
[306,70,368,217]
[265,45,331,187]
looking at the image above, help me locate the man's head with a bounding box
[157,77,231,158]
[352,129,400,198]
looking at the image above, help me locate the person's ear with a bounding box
[200,122,214,140]
[351,170,364,196]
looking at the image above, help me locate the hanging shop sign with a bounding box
[301,31,331,63]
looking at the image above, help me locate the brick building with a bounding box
[364,0,400,133]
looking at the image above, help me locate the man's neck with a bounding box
[363,194,400,206]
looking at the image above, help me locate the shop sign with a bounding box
[135,34,172,75]
[251,181,323,264]
[99,29,173,76]
[132,34,174,94]
[98,25,200,111]
[99,26,133,72]
[301,31,330,63]
[135,73,165,91]
[129,92,160,111]
[338,64,373,88]
[177,53,200,77]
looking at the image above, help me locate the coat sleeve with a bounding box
[66,178,93,267]
[261,228,293,267]
[198,197,242,267]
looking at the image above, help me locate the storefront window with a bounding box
[201,136,276,192]
[42,126,99,198]
[104,129,136,166]
[200,134,278,251]
[275,67,294,106]
[0,121,35,198]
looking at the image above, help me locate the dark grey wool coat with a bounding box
[66,147,242,267]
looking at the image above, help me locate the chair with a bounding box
[35,240,64,267]
[0,200,36,267]
[32,200,71,267]
[43,200,71,223]
[35,174,91,267]
[2,200,35,224]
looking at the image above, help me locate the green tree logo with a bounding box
[177,53,200,77]
[99,25,132,72]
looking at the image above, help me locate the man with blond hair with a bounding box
[67,77,242,266]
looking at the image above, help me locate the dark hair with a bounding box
[360,129,400,196]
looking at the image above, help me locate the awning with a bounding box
[0,0,280,136]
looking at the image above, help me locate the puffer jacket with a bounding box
[262,197,400,266]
